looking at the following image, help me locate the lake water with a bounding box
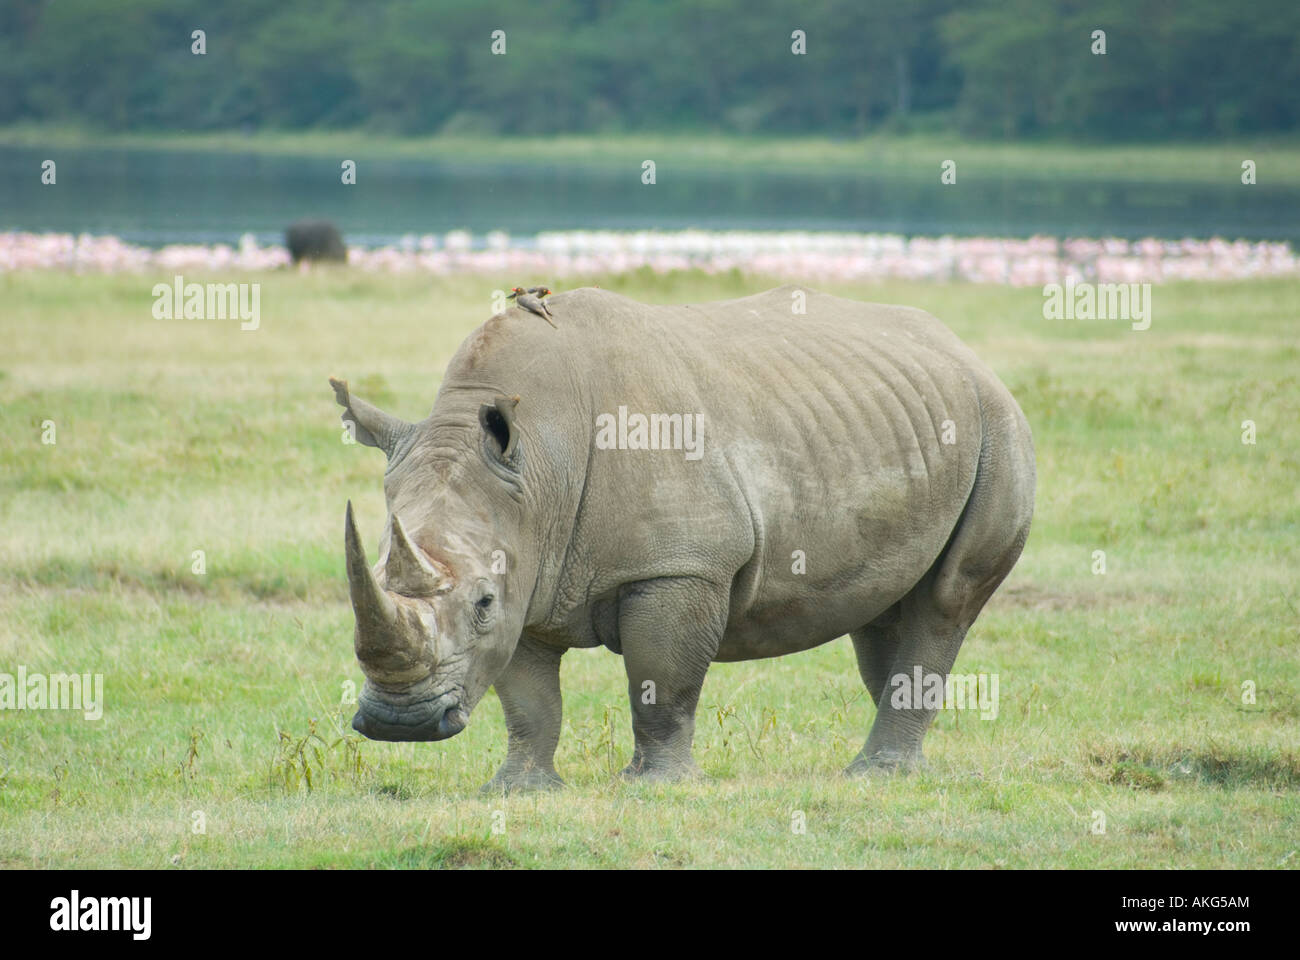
[1,146,1296,247]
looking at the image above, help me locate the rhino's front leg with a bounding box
[618,577,727,781]
[481,635,565,794]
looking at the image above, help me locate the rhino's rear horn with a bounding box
[385,513,444,597]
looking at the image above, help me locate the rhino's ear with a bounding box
[479,394,521,465]
[330,376,414,459]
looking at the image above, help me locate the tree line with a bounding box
[2,0,1296,140]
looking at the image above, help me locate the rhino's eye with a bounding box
[472,579,497,626]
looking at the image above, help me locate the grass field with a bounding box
[5,124,1300,184]
[1,269,1297,868]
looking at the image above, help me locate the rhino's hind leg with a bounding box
[482,636,566,794]
[617,577,727,782]
[846,573,964,774]
[847,411,1035,776]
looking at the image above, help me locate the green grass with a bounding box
[4,123,1299,183]
[1,269,1297,868]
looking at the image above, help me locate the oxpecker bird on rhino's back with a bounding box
[507,286,556,327]
[331,285,1035,792]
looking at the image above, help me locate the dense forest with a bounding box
[2,0,1297,140]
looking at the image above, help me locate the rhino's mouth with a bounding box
[352,684,467,742]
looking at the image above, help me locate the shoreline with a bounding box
[3,229,1293,286]
[3,125,1298,185]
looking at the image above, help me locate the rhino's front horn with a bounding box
[344,501,398,647]
[385,513,443,596]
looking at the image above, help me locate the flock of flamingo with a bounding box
[1,229,1295,285]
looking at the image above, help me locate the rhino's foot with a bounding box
[845,748,925,777]
[618,755,703,783]
[480,768,565,795]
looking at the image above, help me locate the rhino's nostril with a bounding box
[439,706,469,738]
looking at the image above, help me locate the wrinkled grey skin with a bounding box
[334,286,1034,792]
[286,219,347,263]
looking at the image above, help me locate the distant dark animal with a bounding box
[286,220,347,264]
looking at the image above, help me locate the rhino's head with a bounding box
[331,377,533,743]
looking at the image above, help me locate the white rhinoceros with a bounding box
[332,285,1035,791]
